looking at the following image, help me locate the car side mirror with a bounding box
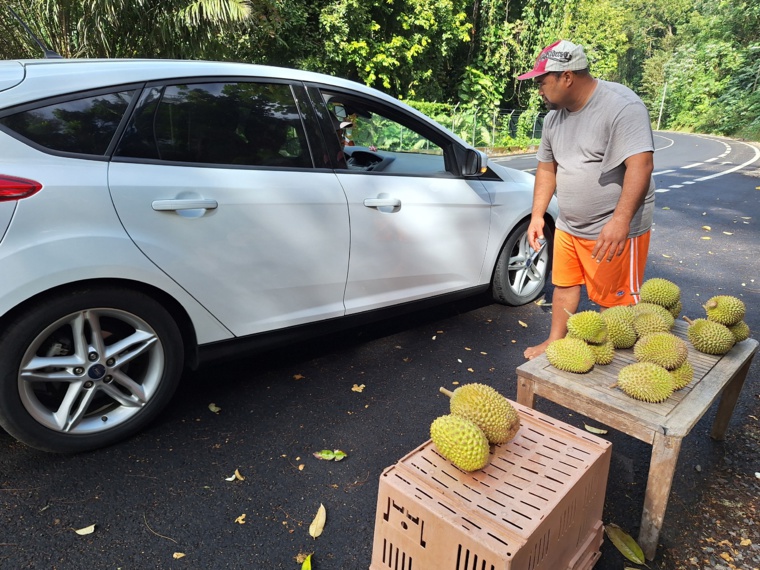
[462,148,488,177]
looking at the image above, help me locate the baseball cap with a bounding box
[517,40,589,80]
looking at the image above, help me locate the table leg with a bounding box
[516,375,536,408]
[638,432,682,560]
[711,357,753,441]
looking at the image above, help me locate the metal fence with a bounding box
[445,107,547,151]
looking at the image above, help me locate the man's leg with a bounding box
[523,284,581,359]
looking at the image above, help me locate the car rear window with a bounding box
[115,81,313,168]
[0,91,135,155]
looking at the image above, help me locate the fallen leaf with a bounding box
[301,553,313,570]
[518,320,528,328]
[173,553,186,559]
[313,449,336,461]
[351,384,365,393]
[75,524,96,536]
[235,514,246,524]
[431,335,436,340]
[701,236,711,240]
[298,464,305,471]
[723,232,733,235]
[584,424,608,435]
[464,347,472,351]
[225,468,245,481]
[208,403,221,413]
[702,225,711,231]
[720,552,733,562]
[604,523,646,565]
[480,351,487,355]
[467,368,474,372]
[662,254,672,258]
[333,450,347,461]
[740,539,752,546]
[309,504,326,539]
[293,374,305,380]
[662,206,670,210]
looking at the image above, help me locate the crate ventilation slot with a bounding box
[456,544,496,570]
[381,539,414,570]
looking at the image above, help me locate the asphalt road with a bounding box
[1,132,759,570]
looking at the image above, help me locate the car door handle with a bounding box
[363,198,401,208]
[151,199,219,211]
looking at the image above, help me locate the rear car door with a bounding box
[109,80,350,337]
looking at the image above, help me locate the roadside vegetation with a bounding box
[0,0,758,146]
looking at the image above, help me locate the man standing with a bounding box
[518,40,656,359]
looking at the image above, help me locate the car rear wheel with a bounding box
[492,220,553,306]
[0,287,183,453]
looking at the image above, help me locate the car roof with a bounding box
[0,58,392,107]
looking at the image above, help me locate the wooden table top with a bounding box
[516,320,758,441]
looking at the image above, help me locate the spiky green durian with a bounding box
[601,306,637,349]
[613,362,675,403]
[633,302,676,329]
[684,317,735,355]
[440,383,520,444]
[639,278,681,308]
[633,311,671,338]
[668,300,683,319]
[587,338,616,365]
[727,321,751,343]
[546,337,595,373]
[703,296,746,326]
[633,332,689,370]
[430,414,490,472]
[566,310,608,344]
[669,361,694,390]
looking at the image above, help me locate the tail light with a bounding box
[0,175,43,202]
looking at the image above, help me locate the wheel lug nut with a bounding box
[84,381,94,388]
[104,375,113,383]
[106,358,115,366]
[88,352,98,361]
[74,367,84,375]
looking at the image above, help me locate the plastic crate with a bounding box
[370,401,611,570]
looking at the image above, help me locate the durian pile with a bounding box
[430,383,520,472]
[544,278,751,405]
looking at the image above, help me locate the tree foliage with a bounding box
[0,0,756,141]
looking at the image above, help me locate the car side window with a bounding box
[324,94,451,177]
[0,91,135,156]
[115,82,312,168]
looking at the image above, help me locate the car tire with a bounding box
[492,220,553,306]
[0,287,183,453]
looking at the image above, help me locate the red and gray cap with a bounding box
[517,40,589,80]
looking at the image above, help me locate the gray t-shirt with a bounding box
[537,79,655,239]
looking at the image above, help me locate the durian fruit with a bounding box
[612,362,675,403]
[545,337,596,373]
[634,302,676,329]
[639,278,681,309]
[439,383,520,444]
[601,306,638,349]
[430,414,490,472]
[587,339,616,365]
[703,295,746,326]
[566,310,608,344]
[667,299,683,320]
[684,317,735,355]
[633,332,688,370]
[633,311,671,338]
[728,321,751,343]
[669,360,694,390]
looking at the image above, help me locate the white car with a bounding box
[0,58,557,452]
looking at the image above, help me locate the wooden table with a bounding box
[515,320,758,560]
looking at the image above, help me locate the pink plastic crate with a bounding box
[370,401,611,570]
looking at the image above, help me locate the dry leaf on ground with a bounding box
[309,504,326,539]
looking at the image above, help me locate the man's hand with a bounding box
[591,217,630,262]
[527,218,546,251]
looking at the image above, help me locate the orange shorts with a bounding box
[552,228,650,307]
